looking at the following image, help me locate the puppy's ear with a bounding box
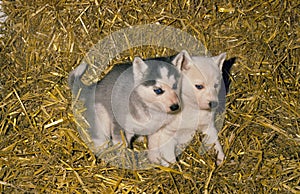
[212,52,227,71]
[172,50,192,71]
[132,57,148,82]
[222,57,235,94]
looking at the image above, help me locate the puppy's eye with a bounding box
[153,88,164,95]
[214,83,219,88]
[195,84,204,90]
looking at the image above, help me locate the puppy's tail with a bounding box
[68,62,89,90]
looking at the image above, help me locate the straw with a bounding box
[0,0,299,193]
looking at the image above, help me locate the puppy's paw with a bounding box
[216,152,225,166]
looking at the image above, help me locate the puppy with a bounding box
[147,50,227,166]
[69,57,183,153]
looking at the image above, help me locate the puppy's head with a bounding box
[172,50,226,110]
[132,57,182,113]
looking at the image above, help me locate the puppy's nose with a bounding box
[209,101,218,109]
[170,104,180,111]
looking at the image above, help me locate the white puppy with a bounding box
[147,50,226,166]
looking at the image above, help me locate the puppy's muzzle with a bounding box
[169,103,180,112]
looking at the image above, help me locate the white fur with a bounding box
[147,50,226,166]
[94,103,112,146]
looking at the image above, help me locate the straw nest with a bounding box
[1,0,299,193]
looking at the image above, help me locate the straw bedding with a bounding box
[0,0,299,193]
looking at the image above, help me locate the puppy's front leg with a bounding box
[148,130,176,166]
[202,126,225,165]
[92,102,112,148]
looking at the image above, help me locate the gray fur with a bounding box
[142,60,181,86]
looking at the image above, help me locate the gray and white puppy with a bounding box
[69,57,182,152]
